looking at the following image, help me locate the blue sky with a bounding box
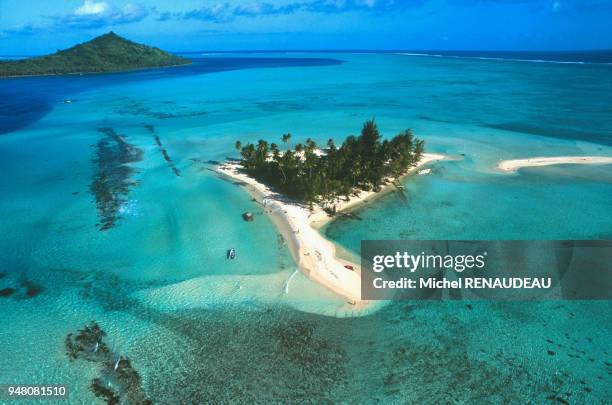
[1,0,611,54]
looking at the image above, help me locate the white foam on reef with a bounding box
[395,52,612,65]
[118,199,139,216]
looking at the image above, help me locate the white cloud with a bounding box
[52,1,149,28]
[355,0,378,7]
[74,0,111,16]
[177,0,404,22]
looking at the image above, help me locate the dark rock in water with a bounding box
[547,350,556,356]
[90,127,143,231]
[338,212,362,221]
[242,212,254,222]
[466,304,473,310]
[0,287,16,297]
[0,272,5,279]
[112,357,142,388]
[207,160,220,165]
[21,280,43,298]
[91,378,120,405]
[546,396,569,405]
[99,356,151,404]
[65,321,109,361]
[150,129,181,177]
[72,191,79,195]
[65,322,151,404]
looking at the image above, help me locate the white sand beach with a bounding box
[498,156,612,173]
[217,153,446,304]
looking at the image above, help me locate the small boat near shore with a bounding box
[227,248,236,259]
[418,168,431,175]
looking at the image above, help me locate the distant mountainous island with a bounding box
[0,32,190,77]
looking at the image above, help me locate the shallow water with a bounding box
[0,53,610,403]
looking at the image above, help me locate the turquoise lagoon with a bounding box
[0,53,611,403]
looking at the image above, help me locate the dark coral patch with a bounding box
[21,280,43,298]
[90,127,143,231]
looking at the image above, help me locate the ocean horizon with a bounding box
[4,49,612,64]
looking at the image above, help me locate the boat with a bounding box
[418,168,431,175]
[344,264,355,271]
[227,248,236,259]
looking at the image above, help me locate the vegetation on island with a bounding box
[0,32,190,77]
[235,120,424,209]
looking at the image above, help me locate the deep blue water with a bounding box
[0,56,342,134]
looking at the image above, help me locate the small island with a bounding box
[219,120,445,304]
[0,32,190,77]
[498,156,612,173]
[235,119,425,210]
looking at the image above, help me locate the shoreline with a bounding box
[0,61,192,79]
[498,156,612,173]
[217,153,446,304]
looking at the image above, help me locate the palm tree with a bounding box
[256,139,269,167]
[235,140,242,151]
[305,138,316,151]
[233,120,424,207]
[241,143,256,169]
[303,139,317,183]
[414,139,424,163]
[271,143,288,183]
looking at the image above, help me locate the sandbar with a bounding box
[217,153,446,304]
[498,156,612,173]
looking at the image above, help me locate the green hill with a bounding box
[0,32,190,77]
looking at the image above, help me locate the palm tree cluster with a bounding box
[235,120,424,209]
